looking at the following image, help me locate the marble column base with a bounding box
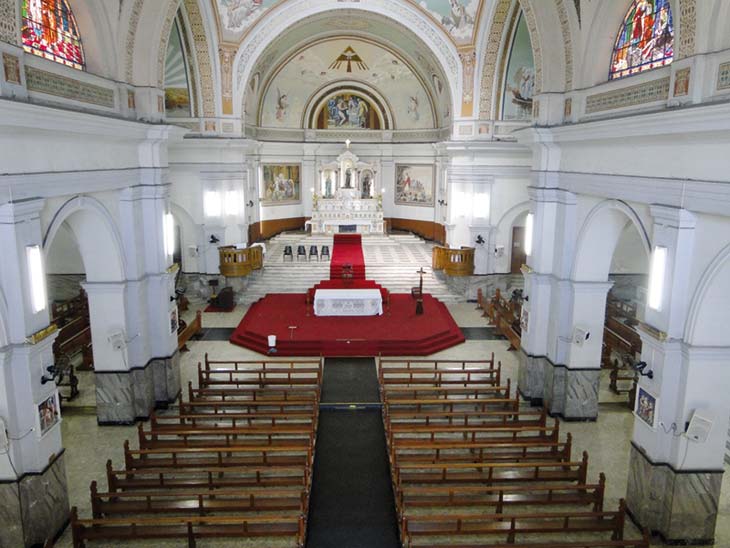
[543,364,600,421]
[95,364,155,424]
[626,443,721,544]
[517,350,545,405]
[152,351,181,407]
[0,452,69,547]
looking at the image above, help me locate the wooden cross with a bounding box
[416,267,425,315]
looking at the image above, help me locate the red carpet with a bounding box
[230,293,464,357]
[330,233,366,280]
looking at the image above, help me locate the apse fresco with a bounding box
[21,0,84,70]
[217,0,279,33]
[317,94,379,130]
[501,12,534,121]
[417,0,481,44]
[164,18,192,118]
[610,0,673,80]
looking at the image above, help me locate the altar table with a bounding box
[313,289,383,317]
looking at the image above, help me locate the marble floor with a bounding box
[53,301,730,547]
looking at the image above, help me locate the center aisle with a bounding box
[306,358,400,548]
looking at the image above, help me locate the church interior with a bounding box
[1,0,729,546]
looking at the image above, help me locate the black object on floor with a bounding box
[321,357,380,404]
[460,326,505,340]
[199,327,235,341]
[306,408,400,548]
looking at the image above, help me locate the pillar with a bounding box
[625,206,722,543]
[0,199,69,547]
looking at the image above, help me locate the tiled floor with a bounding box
[53,300,730,547]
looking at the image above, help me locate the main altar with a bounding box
[309,144,384,235]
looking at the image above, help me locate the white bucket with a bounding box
[268,335,277,347]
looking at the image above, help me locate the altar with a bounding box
[313,288,383,317]
[310,145,384,235]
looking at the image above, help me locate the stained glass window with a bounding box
[21,0,85,70]
[609,0,673,80]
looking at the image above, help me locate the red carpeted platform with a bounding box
[330,233,366,280]
[230,293,465,356]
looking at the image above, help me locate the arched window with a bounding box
[21,0,85,70]
[609,0,673,80]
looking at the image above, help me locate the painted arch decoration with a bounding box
[21,0,84,70]
[500,10,534,121]
[164,13,193,118]
[609,0,674,80]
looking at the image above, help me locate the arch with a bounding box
[684,244,730,346]
[169,201,201,272]
[572,200,651,282]
[496,200,531,237]
[0,285,9,348]
[66,0,118,78]
[43,196,126,283]
[608,0,674,81]
[232,0,462,121]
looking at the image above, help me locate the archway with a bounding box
[43,196,127,406]
[568,200,651,412]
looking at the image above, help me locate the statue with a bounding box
[344,168,352,188]
[325,174,333,198]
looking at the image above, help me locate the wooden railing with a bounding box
[218,245,263,277]
[432,246,475,276]
[485,289,522,351]
[178,310,202,352]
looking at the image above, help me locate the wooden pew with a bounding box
[150,409,317,429]
[136,423,316,450]
[71,507,306,548]
[177,310,202,352]
[384,407,547,428]
[381,380,511,402]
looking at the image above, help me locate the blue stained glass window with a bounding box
[609,0,673,80]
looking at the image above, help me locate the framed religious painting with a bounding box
[261,164,301,206]
[395,164,435,207]
[634,386,658,428]
[36,392,61,437]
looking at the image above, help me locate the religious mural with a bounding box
[217,0,279,34]
[259,39,434,130]
[261,164,301,205]
[316,93,379,130]
[417,0,481,45]
[610,0,673,80]
[501,12,534,121]
[164,17,192,118]
[395,165,434,206]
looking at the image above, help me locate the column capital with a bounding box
[0,197,44,223]
[80,280,128,295]
[527,186,576,205]
[569,280,614,294]
[119,183,169,202]
[649,205,696,229]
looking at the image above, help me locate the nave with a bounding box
[54,299,730,547]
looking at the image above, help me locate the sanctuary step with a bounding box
[239,233,464,304]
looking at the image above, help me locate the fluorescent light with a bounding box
[648,246,667,310]
[26,245,47,313]
[204,191,221,217]
[224,190,241,216]
[163,213,175,257]
[524,213,534,256]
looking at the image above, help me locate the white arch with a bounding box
[571,200,651,282]
[496,200,531,237]
[43,196,126,282]
[684,244,730,346]
[170,201,201,272]
[232,0,462,121]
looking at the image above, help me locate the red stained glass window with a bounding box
[610,0,673,80]
[21,0,85,70]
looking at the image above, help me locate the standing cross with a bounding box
[415,267,425,315]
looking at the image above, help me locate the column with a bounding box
[517,185,577,404]
[625,207,722,543]
[543,280,612,420]
[0,200,69,547]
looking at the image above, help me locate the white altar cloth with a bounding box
[314,289,383,317]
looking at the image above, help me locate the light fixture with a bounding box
[381,187,386,194]
[648,246,667,310]
[26,245,47,313]
[163,213,175,257]
[204,191,221,217]
[524,213,534,256]
[224,190,241,216]
[310,187,315,193]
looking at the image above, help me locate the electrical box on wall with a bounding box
[686,410,713,443]
[572,327,590,346]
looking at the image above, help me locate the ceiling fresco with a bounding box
[214,0,484,46]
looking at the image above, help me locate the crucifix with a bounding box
[415,267,425,315]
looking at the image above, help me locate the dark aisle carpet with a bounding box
[321,358,380,404]
[306,408,399,548]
